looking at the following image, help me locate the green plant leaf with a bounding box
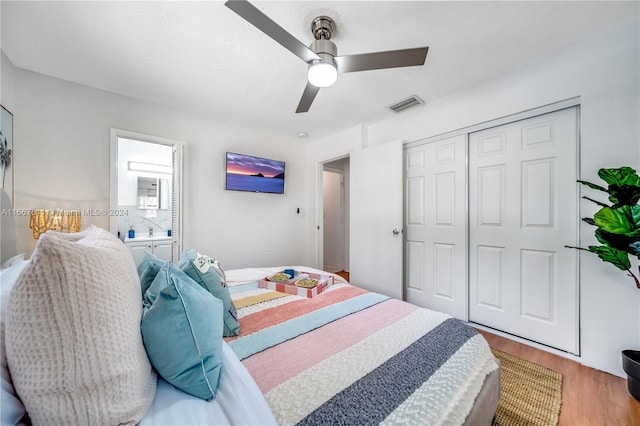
[577,179,607,192]
[582,196,609,208]
[588,245,631,270]
[629,241,640,256]
[607,184,640,207]
[593,205,640,236]
[598,167,640,187]
[595,228,637,254]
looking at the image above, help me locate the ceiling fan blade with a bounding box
[296,82,320,113]
[335,47,429,74]
[225,0,319,64]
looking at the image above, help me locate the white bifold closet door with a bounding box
[469,107,579,354]
[405,135,468,320]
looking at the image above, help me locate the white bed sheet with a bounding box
[140,341,276,426]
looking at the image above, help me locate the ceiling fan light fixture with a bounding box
[225,1,429,113]
[308,61,337,88]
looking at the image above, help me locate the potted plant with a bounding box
[567,166,640,400]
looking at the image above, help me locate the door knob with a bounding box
[392,228,401,236]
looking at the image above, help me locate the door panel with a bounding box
[404,135,467,319]
[350,140,403,299]
[469,107,579,354]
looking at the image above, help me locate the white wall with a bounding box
[363,19,639,377]
[0,52,17,262]
[6,63,309,269]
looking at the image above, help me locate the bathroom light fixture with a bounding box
[29,209,81,239]
[307,60,337,88]
[128,161,171,175]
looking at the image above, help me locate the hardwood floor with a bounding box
[478,329,640,426]
[335,270,349,282]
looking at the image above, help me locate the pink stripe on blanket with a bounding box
[225,286,368,342]
[242,298,418,393]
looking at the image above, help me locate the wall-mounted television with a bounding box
[225,152,285,194]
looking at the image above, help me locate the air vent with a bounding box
[387,95,425,113]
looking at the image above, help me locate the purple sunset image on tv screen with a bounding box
[225,152,285,194]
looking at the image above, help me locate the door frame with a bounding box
[109,128,184,262]
[322,166,346,272]
[405,97,582,149]
[314,155,350,270]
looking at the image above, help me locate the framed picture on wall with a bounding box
[1,105,13,207]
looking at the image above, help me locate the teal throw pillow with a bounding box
[137,252,169,298]
[178,249,240,337]
[141,264,223,401]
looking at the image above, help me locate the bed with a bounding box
[1,226,499,426]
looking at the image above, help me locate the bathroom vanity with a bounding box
[124,235,172,266]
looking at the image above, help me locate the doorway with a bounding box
[322,157,350,274]
[109,128,183,262]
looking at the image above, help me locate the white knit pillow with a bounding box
[6,225,157,425]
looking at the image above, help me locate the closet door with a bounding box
[469,107,579,354]
[405,135,467,320]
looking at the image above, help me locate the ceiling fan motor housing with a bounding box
[310,36,338,73]
[310,39,337,58]
[309,16,338,72]
[311,16,336,40]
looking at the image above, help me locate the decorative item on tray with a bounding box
[259,269,334,298]
[268,272,291,282]
[296,278,318,288]
[267,269,296,284]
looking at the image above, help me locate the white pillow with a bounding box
[140,342,277,426]
[5,226,157,425]
[0,253,26,270]
[1,259,29,425]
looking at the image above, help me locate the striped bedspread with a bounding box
[225,276,498,425]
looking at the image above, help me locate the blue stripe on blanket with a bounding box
[228,293,389,361]
[297,318,477,426]
[228,282,260,295]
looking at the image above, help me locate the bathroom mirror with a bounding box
[137,177,169,210]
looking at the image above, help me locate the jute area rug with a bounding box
[491,348,563,426]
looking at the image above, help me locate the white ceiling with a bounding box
[1,1,637,141]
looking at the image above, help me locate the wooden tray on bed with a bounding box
[259,271,334,298]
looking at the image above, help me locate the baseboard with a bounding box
[471,322,582,363]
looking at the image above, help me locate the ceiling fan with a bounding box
[224,0,429,113]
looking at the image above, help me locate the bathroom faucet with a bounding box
[149,227,154,237]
